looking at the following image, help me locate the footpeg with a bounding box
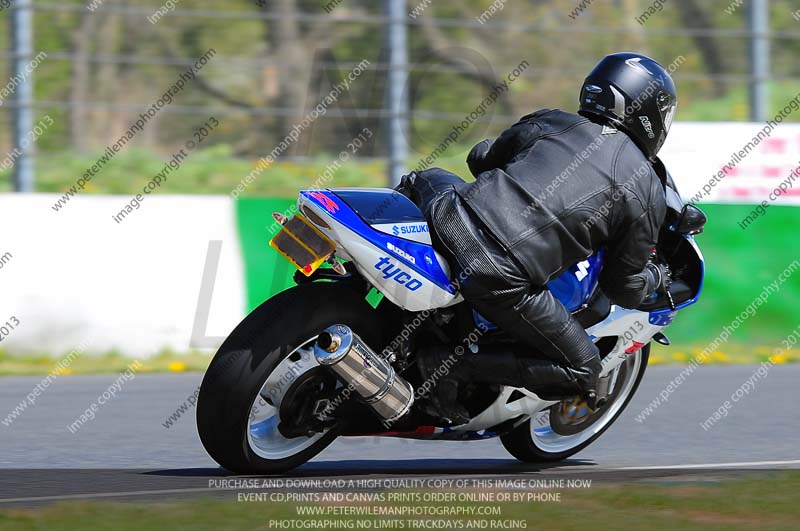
[586,391,608,410]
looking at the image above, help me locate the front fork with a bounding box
[589,307,663,399]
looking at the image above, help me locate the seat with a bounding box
[330,188,425,225]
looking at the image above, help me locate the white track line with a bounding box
[616,459,800,470]
[0,487,221,504]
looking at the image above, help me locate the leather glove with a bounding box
[646,262,673,302]
[466,139,494,178]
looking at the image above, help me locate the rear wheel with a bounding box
[500,344,649,462]
[196,282,380,474]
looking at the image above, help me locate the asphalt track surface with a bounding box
[1,365,798,505]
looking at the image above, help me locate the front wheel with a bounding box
[500,344,649,462]
[196,282,381,474]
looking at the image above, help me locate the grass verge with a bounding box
[649,343,798,366]
[0,343,796,376]
[0,350,213,376]
[0,472,798,530]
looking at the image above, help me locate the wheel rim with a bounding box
[246,336,330,460]
[529,350,642,454]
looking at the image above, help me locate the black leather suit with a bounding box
[403,109,667,399]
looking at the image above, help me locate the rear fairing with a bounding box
[298,188,460,312]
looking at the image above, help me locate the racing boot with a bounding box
[450,349,605,408]
[417,346,604,424]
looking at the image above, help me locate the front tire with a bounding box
[196,282,380,474]
[501,344,650,462]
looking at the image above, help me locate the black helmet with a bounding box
[579,52,677,160]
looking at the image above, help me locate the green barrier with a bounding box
[668,203,800,347]
[235,198,298,312]
[236,199,800,348]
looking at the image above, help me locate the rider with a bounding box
[399,52,677,425]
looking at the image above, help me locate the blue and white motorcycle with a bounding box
[197,185,705,474]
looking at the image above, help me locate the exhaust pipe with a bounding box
[314,325,414,423]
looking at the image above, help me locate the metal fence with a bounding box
[1,0,797,190]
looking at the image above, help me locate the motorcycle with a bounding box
[197,184,705,474]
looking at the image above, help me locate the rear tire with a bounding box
[500,344,650,462]
[196,282,380,474]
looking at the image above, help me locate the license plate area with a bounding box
[269,214,336,276]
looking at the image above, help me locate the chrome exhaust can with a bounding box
[314,324,414,422]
